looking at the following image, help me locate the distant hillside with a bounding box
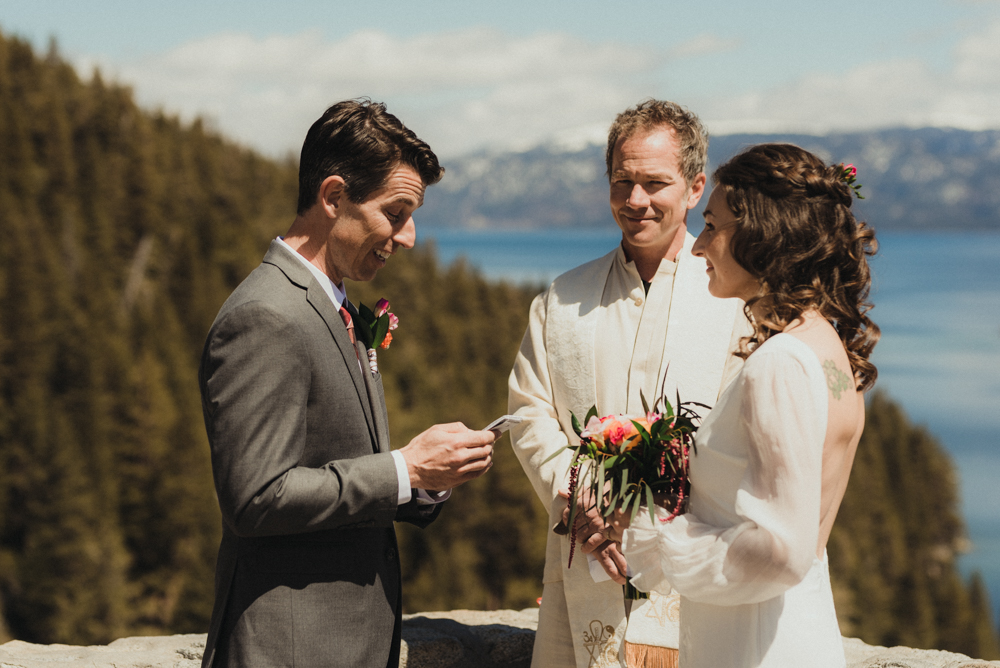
[421,128,1000,231]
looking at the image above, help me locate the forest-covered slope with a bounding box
[0,29,996,659]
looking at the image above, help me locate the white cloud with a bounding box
[78,28,662,158]
[702,19,1000,135]
[76,20,1000,158]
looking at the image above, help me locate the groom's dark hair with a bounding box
[605,99,708,188]
[297,98,444,214]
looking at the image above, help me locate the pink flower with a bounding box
[843,163,857,178]
[374,298,390,317]
[604,420,626,447]
[388,313,399,331]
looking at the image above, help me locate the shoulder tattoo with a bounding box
[823,360,852,400]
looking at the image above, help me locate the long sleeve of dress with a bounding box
[622,340,828,606]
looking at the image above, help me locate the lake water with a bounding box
[421,228,1000,619]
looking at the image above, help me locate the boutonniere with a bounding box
[354,298,399,374]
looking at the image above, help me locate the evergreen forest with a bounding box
[0,30,997,660]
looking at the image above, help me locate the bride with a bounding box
[575,143,879,667]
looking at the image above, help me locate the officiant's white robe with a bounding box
[508,232,748,668]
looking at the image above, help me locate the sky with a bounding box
[3,0,1000,158]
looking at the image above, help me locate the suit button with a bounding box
[385,547,397,561]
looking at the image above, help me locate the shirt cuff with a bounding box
[389,450,453,506]
[390,450,413,505]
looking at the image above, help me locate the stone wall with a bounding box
[0,609,996,667]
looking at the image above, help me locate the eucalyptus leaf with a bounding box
[640,390,650,416]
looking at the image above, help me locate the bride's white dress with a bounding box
[622,334,846,667]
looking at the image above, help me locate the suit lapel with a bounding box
[261,242,380,450]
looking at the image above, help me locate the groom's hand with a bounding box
[399,422,495,491]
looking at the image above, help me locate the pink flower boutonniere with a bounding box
[354,298,399,374]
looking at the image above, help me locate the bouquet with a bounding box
[547,390,707,593]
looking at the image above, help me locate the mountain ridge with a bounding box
[420,128,1000,232]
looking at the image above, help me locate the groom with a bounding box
[199,99,496,668]
[508,99,749,667]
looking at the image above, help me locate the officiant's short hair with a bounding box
[605,99,708,188]
[296,98,444,214]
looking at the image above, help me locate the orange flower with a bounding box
[379,331,393,349]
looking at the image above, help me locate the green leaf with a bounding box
[631,420,651,442]
[373,313,390,347]
[571,412,583,436]
[358,302,377,326]
[603,455,619,470]
[640,390,650,416]
[597,460,606,509]
[629,489,642,524]
[541,444,574,465]
[585,405,599,425]
[645,483,656,523]
[353,318,374,348]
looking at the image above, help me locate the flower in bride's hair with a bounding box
[837,162,864,199]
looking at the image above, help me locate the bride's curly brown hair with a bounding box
[714,143,880,391]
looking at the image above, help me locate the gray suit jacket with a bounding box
[199,241,437,668]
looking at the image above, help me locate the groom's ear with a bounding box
[319,175,347,219]
[685,173,707,209]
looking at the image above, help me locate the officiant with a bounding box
[507,99,750,668]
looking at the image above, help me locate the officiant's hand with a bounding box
[558,488,631,544]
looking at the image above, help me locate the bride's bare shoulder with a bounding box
[782,311,858,403]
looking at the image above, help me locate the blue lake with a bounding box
[420,227,1000,618]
